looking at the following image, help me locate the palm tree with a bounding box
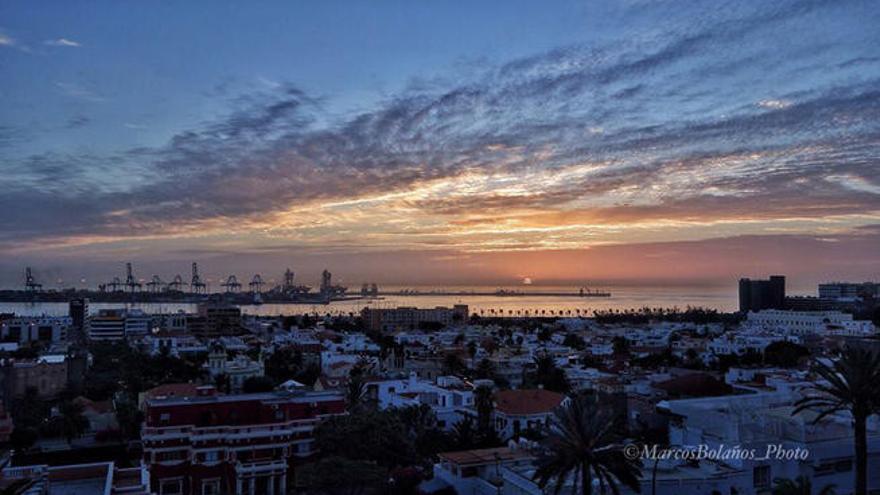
[346,360,371,412]
[793,347,880,495]
[772,476,835,495]
[474,385,494,436]
[452,416,477,449]
[533,395,641,495]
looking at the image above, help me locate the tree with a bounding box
[772,476,835,495]
[115,396,143,440]
[528,355,570,394]
[474,385,494,437]
[346,361,371,412]
[563,333,586,351]
[793,348,880,495]
[473,358,497,381]
[314,411,418,468]
[451,417,477,449]
[214,373,231,394]
[57,401,89,443]
[265,347,304,384]
[538,327,553,342]
[242,376,275,393]
[533,395,642,495]
[764,341,809,368]
[467,341,478,360]
[395,404,451,462]
[298,456,386,495]
[10,427,38,453]
[612,336,630,356]
[441,353,466,376]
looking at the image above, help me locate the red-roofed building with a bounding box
[493,389,565,439]
[141,386,344,495]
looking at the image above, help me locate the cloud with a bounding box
[757,99,792,109]
[44,37,81,47]
[54,82,106,102]
[66,115,91,129]
[2,0,879,260]
[0,32,14,46]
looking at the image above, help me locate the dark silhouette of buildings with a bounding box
[738,275,785,312]
[68,298,89,343]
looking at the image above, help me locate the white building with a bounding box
[654,387,880,495]
[87,309,154,341]
[205,347,265,393]
[124,309,152,337]
[143,331,208,356]
[746,309,875,336]
[370,373,474,430]
[88,310,126,341]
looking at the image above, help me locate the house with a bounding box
[492,389,565,439]
[425,446,536,495]
[205,345,264,393]
[1,461,150,494]
[369,373,474,430]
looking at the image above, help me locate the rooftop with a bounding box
[494,389,564,415]
[438,447,533,467]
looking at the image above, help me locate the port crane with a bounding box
[167,274,187,292]
[146,275,165,292]
[124,262,142,292]
[221,275,242,293]
[190,262,206,294]
[249,274,264,293]
[24,267,43,291]
[107,277,123,292]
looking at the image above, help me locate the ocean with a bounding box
[0,285,743,317]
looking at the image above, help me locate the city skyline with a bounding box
[2,0,879,288]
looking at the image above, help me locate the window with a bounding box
[202,479,221,495]
[160,478,183,495]
[753,465,771,488]
[156,450,186,462]
[199,450,220,463]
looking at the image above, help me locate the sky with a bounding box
[1,0,879,290]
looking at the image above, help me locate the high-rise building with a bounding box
[194,303,242,337]
[818,282,880,300]
[738,276,785,313]
[88,309,126,341]
[361,304,469,332]
[68,298,89,342]
[320,269,332,296]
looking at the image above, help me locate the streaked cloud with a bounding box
[1,0,878,286]
[44,37,81,47]
[757,99,792,109]
[54,82,106,102]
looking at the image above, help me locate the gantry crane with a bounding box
[167,274,187,292]
[146,275,165,292]
[249,274,264,293]
[124,262,142,292]
[24,267,43,291]
[221,275,242,293]
[190,262,206,294]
